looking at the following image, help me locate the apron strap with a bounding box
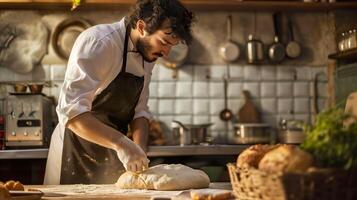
[121,24,131,73]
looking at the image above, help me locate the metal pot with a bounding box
[246,34,264,64]
[230,123,271,144]
[278,119,305,144]
[171,120,213,145]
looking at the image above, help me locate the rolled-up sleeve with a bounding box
[56,32,115,127]
[133,65,154,122]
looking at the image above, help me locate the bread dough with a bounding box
[116,164,210,190]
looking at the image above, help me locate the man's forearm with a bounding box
[67,112,125,151]
[130,117,149,152]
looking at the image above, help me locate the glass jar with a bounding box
[339,32,346,52]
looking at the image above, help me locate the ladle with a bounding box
[220,77,233,121]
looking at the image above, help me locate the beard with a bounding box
[136,38,162,63]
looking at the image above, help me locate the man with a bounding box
[44,0,194,184]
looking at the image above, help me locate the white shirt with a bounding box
[56,18,154,129]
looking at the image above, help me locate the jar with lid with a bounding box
[349,29,357,50]
[339,32,346,52]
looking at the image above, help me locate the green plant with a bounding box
[300,106,357,169]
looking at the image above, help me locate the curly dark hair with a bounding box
[128,0,195,45]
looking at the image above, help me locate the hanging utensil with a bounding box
[286,16,301,59]
[268,12,285,63]
[246,12,264,64]
[238,90,261,123]
[219,15,240,63]
[220,77,233,121]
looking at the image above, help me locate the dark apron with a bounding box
[60,23,145,184]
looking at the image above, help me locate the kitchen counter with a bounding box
[0,144,250,159]
[25,182,232,200]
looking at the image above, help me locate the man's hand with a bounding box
[67,112,149,172]
[116,135,149,172]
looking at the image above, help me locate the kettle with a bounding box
[246,34,264,64]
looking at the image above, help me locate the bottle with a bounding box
[339,32,345,52]
[350,29,357,49]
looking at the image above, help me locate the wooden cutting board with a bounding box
[237,90,261,123]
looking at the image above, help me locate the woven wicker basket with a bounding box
[227,163,357,200]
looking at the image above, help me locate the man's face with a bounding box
[136,20,180,63]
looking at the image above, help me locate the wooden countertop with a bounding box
[24,182,232,200]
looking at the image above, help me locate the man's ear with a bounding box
[136,20,147,36]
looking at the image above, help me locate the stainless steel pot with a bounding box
[246,34,264,64]
[230,123,271,144]
[171,120,213,145]
[278,119,305,144]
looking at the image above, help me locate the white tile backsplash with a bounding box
[173,115,192,124]
[277,67,296,81]
[175,99,193,115]
[194,65,210,81]
[50,64,66,81]
[158,64,175,81]
[210,99,224,115]
[209,82,224,98]
[148,98,158,114]
[278,98,293,114]
[177,65,193,81]
[261,82,277,97]
[244,65,261,81]
[193,115,210,124]
[295,66,311,80]
[261,98,277,114]
[229,65,244,79]
[228,82,243,98]
[277,82,293,97]
[193,99,210,115]
[158,99,175,114]
[294,98,310,114]
[158,82,176,98]
[228,99,243,113]
[210,115,226,130]
[210,65,228,79]
[176,82,192,98]
[294,82,310,97]
[151,64,160,81]
[193,81,209,97]
[243,82,260,98]
[294,114,311,124]
[149,82,158,97]
[261,66,276,81]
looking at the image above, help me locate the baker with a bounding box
[44,0,194,184]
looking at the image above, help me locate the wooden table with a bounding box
[24,182,232,200]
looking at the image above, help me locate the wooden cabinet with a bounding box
[1,0,357,11]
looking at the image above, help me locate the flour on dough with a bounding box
[116,164,210,191]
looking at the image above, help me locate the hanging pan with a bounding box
[159,42,189,69]
[52,17,92,60]
[268,13,285,63]
[219,15,240,63]
[286,16,301,59]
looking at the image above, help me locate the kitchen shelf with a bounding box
[1,0,357,11]
[328,47,357,61]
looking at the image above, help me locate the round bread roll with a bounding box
[0,184,10,199]
[5,180,15,190]
[258,145,313,173]
[236,144,274,168]
[13,181,24,191]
